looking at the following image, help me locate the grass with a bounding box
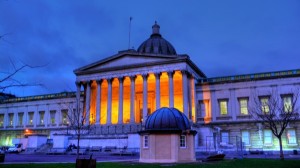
[0,159,300,168]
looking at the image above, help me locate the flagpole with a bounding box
[128,17,132,49]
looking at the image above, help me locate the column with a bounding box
[75,82,81,117]
[168,71,174,107]
[107,78,113,125]
[130,75,136,123]
[142,74,148,122]
[96,80,102,125]
[188,75,193,120]
[182,70,189,118]
[118,77,124,124]
[85,81,91,125]
[155,73,161,110]
[192,77,198,122]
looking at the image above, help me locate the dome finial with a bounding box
[152,21,160,35]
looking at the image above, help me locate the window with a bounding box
[219,100,228,115]
[0,114,4,127]
[241,130,250,146]
[28,112,34,125]
[61,109,68,124]
[221,132,229,144]
[264,130,273,145]
[143,135,149,148]
[282,95,292,113]
[239,98,248,115]
[18,113,23,126]
[180,135,187,148]
[286,129,297,145]
[39,111,45,125]
[50,110,56,124]
[260,97,270,114]
[8,113,14,126]
[198,100,210,118]
[198,101,205,118]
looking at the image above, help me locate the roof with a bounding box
[199,69,300,85]
[137,21,177,55]
[145,107,191,131]
[0,92,82,104]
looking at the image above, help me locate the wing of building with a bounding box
[1,22,300,155]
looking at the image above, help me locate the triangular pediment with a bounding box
[75,52,181,74]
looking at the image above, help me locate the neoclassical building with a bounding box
[1,22,300,154]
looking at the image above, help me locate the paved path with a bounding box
[1,152,139,164]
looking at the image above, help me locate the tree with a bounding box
[63,91,94,158]
[249,89,300,160]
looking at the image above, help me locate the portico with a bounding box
[76,70,198,125]
[74,22,206,126]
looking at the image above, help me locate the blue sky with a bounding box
[1,0,300,96]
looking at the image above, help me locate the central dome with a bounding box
[137,22,177,55]
[145,107,191,131]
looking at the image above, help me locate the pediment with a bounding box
[75,52,180,73]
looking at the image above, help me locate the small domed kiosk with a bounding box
[139,107,197,163]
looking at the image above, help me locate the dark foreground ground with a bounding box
[1,158,300,168]
[2,152,300,163]
[1,152,139,163]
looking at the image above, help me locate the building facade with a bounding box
[1,22,300,154]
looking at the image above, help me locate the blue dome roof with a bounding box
[145,107,191,131]
[137,22,177,55]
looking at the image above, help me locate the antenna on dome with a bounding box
[128,17,133,49]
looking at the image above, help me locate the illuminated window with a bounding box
[61,109,68,124]
[241,130,250,145]
[264,130,273,145]
[18,113,23,126]
[286,129,297,145]
[39,111,45,125]
[221,132,229,144]
[180,135,187,148]
[50,110,56,124]
[260,97,270,114]
[239,98,248,115]
[219,100,228,115]
[8,113,14,126]
[28,112,34,125]
[0,114,4,127]
[143,135,149,148]
[282,95,293,113]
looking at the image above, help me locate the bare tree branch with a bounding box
[249,88,300,160]
[0,59,46,93]
[0,32,13,44]
[59,92,96,158]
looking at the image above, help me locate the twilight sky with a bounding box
[1,0,300,97]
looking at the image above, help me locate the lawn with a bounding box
[0,159,300,168]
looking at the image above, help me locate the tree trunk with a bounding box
[278,136,284,160]
[77,134,80,158]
